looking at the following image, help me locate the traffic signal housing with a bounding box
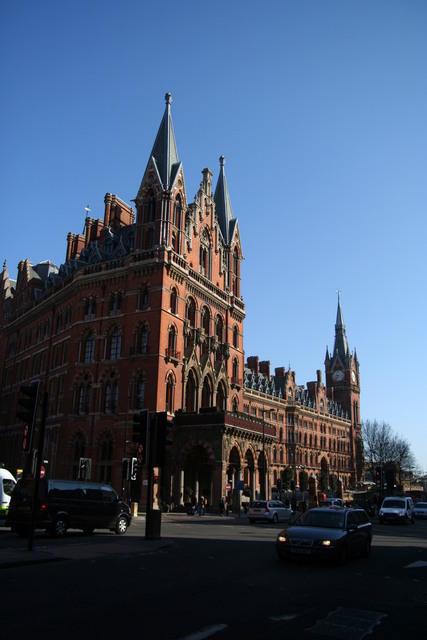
[130,457,138,481]
[152,412,173,467]
[17,382,40,452]
[133,410,149,465]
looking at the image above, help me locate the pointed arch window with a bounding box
[232,246,240,297]
[81,332,95,363]
[145,190,156,223]
[172,196,182,253]
[199,229,211,279]
[133,377,145,410]
[216,316,224,344]
[201,377,212,408]
[135,324,149,355]
[233,325,239,349]
[137,286,150,310]
[232,396,238,413]
[85,297,96,317]
[232,358,239,385]
[170,288,177,314]
[216,382,226,411]
[166,374,175,414]
[185,370,197,413]
[107,328,121,360]
[104,379,119,414]
[186,298,196,327]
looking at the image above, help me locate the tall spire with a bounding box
[214,155,235,244]
[142,92,180,191]
[333,292,349,361]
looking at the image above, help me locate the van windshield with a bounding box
[3,479,16,496]
[382,500,405,508]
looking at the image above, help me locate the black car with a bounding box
[276,507,372,564]
[7,478,132,537]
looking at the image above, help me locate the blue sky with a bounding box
[2,1,427,470]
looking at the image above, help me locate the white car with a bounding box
[248,500,293,524]
[413,502,427,519]
[379,496,414,524]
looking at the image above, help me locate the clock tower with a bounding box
[325,294,362,483]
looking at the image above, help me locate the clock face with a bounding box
[351,371,356,383]
[332,370,344,382]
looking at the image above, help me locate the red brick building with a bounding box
[0,94,362,509]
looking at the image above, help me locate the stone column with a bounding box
[179,469,185,505]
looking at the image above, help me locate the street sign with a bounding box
[40,465,45,479]
[226,483,231,491]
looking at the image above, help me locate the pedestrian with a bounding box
[219,497,225,516]
[204,496,208,513]
[198,495,204,516]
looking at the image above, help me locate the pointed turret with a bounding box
[214,156,235,244]
[140,92,181,191]
[333,292,349,361]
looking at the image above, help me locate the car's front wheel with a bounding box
[51,517,67,537]
[115,516,128,535]
[272,513,279,524]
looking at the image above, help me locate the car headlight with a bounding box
[320,540,332,547]
[277,535,288,543]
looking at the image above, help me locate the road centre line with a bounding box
[178,624,228,640]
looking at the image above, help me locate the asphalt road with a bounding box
[2,514,427,639]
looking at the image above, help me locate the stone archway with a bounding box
[227,446,241,492]
[182,443,215,507]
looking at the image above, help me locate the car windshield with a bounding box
[415,503,427,508]
[3,479,16,496]
[298,510,346,529]
[251,501,266,508]
[382,500,405,508]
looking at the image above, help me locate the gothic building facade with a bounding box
[0,94,363,508]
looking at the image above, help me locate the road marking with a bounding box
[307,607,387,639]
[405,560,427,568]
[178,624,228,640]
[269,614,298,621]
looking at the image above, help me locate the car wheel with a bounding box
[273,513,279,524]
[52,517,67,537]
[115,516,128,535]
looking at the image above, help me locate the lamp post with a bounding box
[261,404,266,500]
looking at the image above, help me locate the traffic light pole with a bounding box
[28,391,48,552]
[145,413,155,539]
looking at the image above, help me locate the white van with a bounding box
[379,496,414,524]
[0,468,17,524]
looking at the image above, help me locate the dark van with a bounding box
[7,478,132,537]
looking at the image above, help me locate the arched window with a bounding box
[135,324,149,354]
[279,448,284,464]
[279,427,283,443]
[201,377,212,408]
[109,292,122,313]
[75,375,91,415]
[85,297,96,317]
[186,298,196,327]
[185,370,197,412]
[167,326,177,359]
[166,374,175,413]
[137,286,149,310]
[232,247,240,296]
[216,382,226,411]
[199,229,211,279]
[82,332,95,363]
[170,288,177,314]
[216,316,224,343]
[146,190,156,223]
[233,325,239,349]
[134,377,145,410]
[173,196,182,253]
[273,448,277,463]
[104,379,119,414]
[107,328,121,360]
[232,358,239,384]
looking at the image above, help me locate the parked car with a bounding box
[378,496,414,524]
[248,500,293,524]
[413,501,427,520]
[0,468,16,525]
[276,507,372,564]
[7,478,131,536]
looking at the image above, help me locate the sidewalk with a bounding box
[0,529,172,570]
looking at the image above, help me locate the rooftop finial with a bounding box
[219,155,225,167]
[3,259,6,269]
[165,92,172,105]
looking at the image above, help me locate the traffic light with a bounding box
[152,412,172,467]
[130,457,138,481]
[375,467,382,487]
[132,410,149,465]
[17,382,40,452]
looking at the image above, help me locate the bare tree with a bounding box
[362,419,417,483]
